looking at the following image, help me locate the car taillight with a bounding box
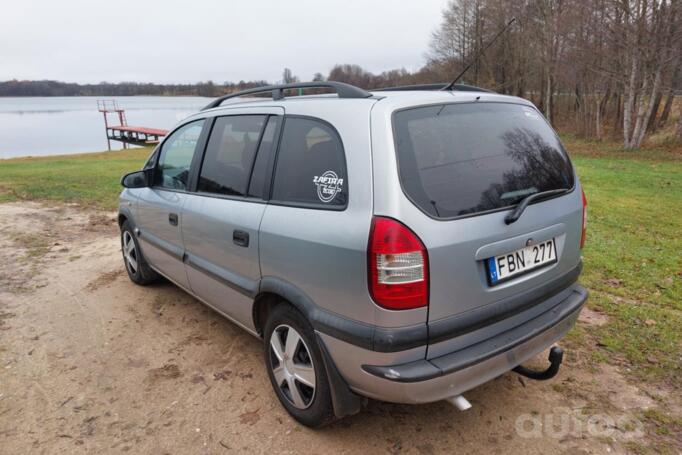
[580,188,587,249]
[368,217,428,310]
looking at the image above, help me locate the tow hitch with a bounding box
[513,346,564,380]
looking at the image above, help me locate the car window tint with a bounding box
[248,116,280,198]
[143,148,159,170]
[393,103,574,218]
[198,115,266,196]
[272,117,347,207]
[155,119,205,190]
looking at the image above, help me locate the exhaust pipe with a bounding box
[445,394,472,411]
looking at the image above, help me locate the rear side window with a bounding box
[393,103,574,218]
[198,115,266,196]
[271,117,347,207]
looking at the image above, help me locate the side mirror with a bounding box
[121,169,152,188]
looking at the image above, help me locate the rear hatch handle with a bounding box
[504,188,570,225]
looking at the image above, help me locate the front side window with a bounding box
[143,147,158,170]
[197,115,266,196]
[393,103,574,218]
[271,117,347,207]
[155,119,205,190]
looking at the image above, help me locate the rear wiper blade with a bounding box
[504,188,569,225]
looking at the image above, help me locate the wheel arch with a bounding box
[118,206,135,229]
[254,276,365,419]
[252,277,319,337]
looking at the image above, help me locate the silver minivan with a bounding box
[118,82,588,427]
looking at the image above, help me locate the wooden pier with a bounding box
[97,100,168,150]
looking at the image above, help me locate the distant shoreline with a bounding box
[0,96,207,159]
[0,80,268,98]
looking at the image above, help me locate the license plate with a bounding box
[487,238,557,285]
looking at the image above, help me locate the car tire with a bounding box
[120,220,159,285]
[263,304,336,428]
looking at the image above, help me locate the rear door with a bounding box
[258,114,369,324]
[135,118,207,289]
[181,108,282,331]
[390,102,583,357]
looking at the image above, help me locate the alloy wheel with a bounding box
[122,231,138,275]
[269,324,316,409]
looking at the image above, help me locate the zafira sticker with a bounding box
[313,170,344,203]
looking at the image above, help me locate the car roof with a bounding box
[199,89,533,114]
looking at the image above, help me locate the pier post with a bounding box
[102,109,111,151]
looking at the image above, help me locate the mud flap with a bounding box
[315,333,366,419]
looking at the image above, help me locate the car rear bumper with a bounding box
[318,283,587,404]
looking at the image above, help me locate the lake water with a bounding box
[0,96,212,159]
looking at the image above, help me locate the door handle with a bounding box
[168,213,179,226]
[233,230,249,247]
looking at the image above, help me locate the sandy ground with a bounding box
[0,202,679,454]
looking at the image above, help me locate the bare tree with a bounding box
[282,68,299,84]
[426,0,682,147]
[622,0,681,148]
[328,64,375,88]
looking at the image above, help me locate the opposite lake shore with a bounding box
[0,96,210,159]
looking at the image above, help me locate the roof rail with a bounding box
[372,83,495,93]
[202,81,373,110]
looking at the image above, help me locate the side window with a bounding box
[143,147,158,170]
[155,119,205,190]
[271,117,347,207]
[248,116,281,198]
[198,115,266,196]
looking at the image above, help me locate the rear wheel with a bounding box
[263,304,335,427]
[120,220,159,285]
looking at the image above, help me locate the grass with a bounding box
[12,232,52,259]
[0,139,680,386]
[641,408,682,436]
[566,141,682,386]
[560,133,682,161]
[0,148,153,210]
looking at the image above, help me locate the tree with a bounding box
[677,102,682,141]
[426,0,682,147]
[327,64,374,87]
[621,0,681,148]
[4,1,681,146]
[282,68,299,84]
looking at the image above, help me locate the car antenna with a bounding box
[442,17,517,91]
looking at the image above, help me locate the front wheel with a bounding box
[263,304,336,427]
[120,220,159,285]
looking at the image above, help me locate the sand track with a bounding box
[0,202,677,454]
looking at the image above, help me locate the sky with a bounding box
[0,0,448,84]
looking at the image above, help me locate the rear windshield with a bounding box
[393,102,574,219]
